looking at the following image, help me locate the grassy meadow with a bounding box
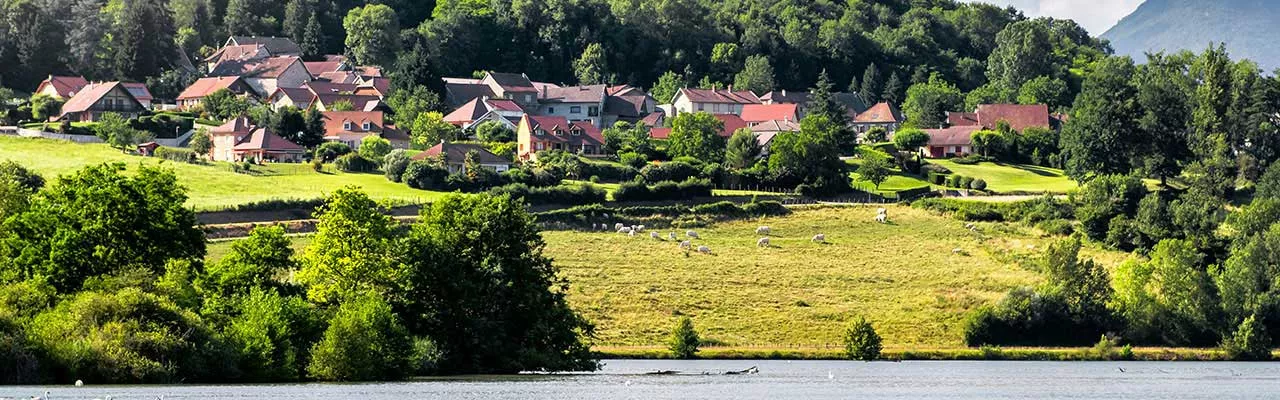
[0,136,444,210]
[204,204,1131,352]
[929,160,1078,193]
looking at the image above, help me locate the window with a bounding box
[588,106,599,117]
[343,121,352,131]
[525,94,533,103]
[570,106,582,114]
[571,128,581,136]
[535,129,545,136]
[554,129,563,136]
[548,107,556,114]
[362,121,371,131]
[535,142,545,150]
[583,145,595,154]
[697,104,704,111]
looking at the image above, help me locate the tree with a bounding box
[970,130,1004,157]
[202,226,296,301]
[1134,53,1192,185]
[724,128,761,169]
[307,294,413,381]
[410,111,459,149]
[573,43,608,85]
[667,112,726,162]
[650,71,686,105]
[858,156,891,190]
[1223,314,1272,361]
[383,149,411,182]
[270,106,309,146]
[297,188,400,304]
[892,128,930,159]
[987,20,1057,90]
[223,288,319,381]
[28,94,62,121]
[1074,174,1147,240]
[602,121,652,156]
[1017,76,1069,110]
[328,99,355,112]
[223,0,274,37]
[902,74,964,128]
[65,0,107,77]
[1060,57,1140,181]
[302,12,325,59]
[474,120,515,142]
[807,70,857,154]
[861,64,882,103]
[0,161,44,221]
[343,4,400,67]
[112,0,178,80]
[399,194,597,373]
[1111,239,1221,346]
[767,114,850,196]
[668,317,699,359]
[0,164,204,293]
[358,135,393,161]
[881,72,903,105]
[386,85,442,127]
[203,89,250,120]
[94,113,152,152]
[844,317,882,361]
[299,107,326,148]
[733,55,775,95]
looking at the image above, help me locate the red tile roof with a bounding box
[412,142,511,165]
[271,87,316,108]
[487,99,523,112]
[649,127,672,139]
[233,127,305,152]
[59,82,142,116]
[758,90,810,104]
[210,116,255,135]
[444,98,487,124]
[304,61,346,76]
[740,104,798,123]
[522,115,604,145]
[205,44,268,64]
[211,56,302,79]
[317,71,360,84]
[540,84,606,103]
[321,111,385,138]
[357,77,390,96]
[714,114,750,137]
[487,72,538,93]
[306,81,359,95]
[924,125,982,146]
[178,77,246,100]
[947,112,980,126]
[639,111,665,127]
[975,104,1051,132]
[36,76,89,98]
[751,119,800,133]
[677,88,761,104]
[854,102,904,123]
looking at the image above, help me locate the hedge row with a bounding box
[612,178,713,202]
[912,196,1073,223]
[489,183,607,206]
[154,147,197,163]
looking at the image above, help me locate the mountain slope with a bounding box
[1102,0,1280,70]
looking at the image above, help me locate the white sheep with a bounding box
[687,230,700,239]
[637,225,646,232]
[877,207,887,216]
[952,248,965,255]
[591,223,598,230]
[812,233,826,243]
[669,232,678,240]
[875,214,887,224]
[697,245,712,254]
[615,223,625,231]
[650,231,660,239]
[757,237,770,247]
[618,227,633,234]
[965,223,976,230]
[628,229,637,237]
[756,226,771,235]
[679,240,692,250]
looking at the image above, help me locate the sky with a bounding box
[962,0,1146,35]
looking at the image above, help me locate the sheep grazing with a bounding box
[615,223,625,231]
[591,223,598,230]
[687,230,700,239]
[669,232,678,240]
[697,245,712,254]
[877,208,887,216]
[628,229,637,237]
[952,248,964,255]
[756,226,771,235]
[679,241,693,250]
[618,227,633,234]
[757,237,770,247]
[811,234,826,243]
[965,223,976,230]
[650,231,661,239]
[875,214,887,224]
[637,225,646,232]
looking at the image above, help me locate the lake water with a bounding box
[4,359,1280,399]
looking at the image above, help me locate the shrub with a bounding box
[403,161,450,190]
[223,289,322,382]
[959,176,974,189]
[613,178,713,202]
[920,163,952,175]
[640,161,700,184]
[315,142,352,162]
[1037,219,1074,236]
[154,147,197,163]
[743,201,790,216]
[358,136,394,162]
[501,167,562,188]
[311,159,323,172]
[1223,314,1272,361]
[668,317,700,359]
[619,152,647,169]
[691,201,747,219]
[843,317,882,361]
[307,295,414,381]
[383,150,412,182]
[970,178,987,191]
[488,183,606,206]
[581,161,638,182]
[612,181,650,202]
[333,153,377,173]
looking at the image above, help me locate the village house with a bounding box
[268,87,316,110]
[757,90,870,120]
[536,84,607,128]
[751,119,801,157]
[303,55,351,79]
[648,113,749,140]
[205,36,302,71]
[176,76,255,110]
[210,56,311,98]
[206,116,305,162]
[320,111,408,149]
[58,81,147,122]
[516,115,604,161]
[922,104,1058,159]
[34,75,89,99]
[443,97,525,130]
[921,125,982,158]
[670,87,760,116]
[411,141,513,173]
[740,103,799,125]
[852,102,905,136]
[443,72,559,109]
[639,111,665,128]
[122,83,154,109]
[602,85,657,128]
[267,81,388,112]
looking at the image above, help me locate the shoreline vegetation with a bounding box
[593,346,1243,362]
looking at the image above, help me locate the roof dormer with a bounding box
[343,120,352,131]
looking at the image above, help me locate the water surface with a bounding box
[4,359,1279,399]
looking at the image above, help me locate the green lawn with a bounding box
[0,136,444,210]
[929,160,1078,194]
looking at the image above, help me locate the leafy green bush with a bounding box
[844,317,882,361]
[383,150,412,182]
[403,161,450,190]
[619,152,647,169]
[315,142,352,162]
[742,201,790,216]
[970,178,987,190]
[488,183,606,206]
[334,153,377,173]
[640,161,700,184]
[613,178,713,202]
[668,317,700,359]
[154,147,198,163]
[691,201,747,219]
[223,289,322,382]
[1037,219,1074,235]
[960,176,974,189]
[307,295,414,381]
[581,160,638,182]
[1223,314,1272,361]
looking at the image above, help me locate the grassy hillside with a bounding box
[0,136,444,210]
[206,205,1131,349]
[930,160,1078,194]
